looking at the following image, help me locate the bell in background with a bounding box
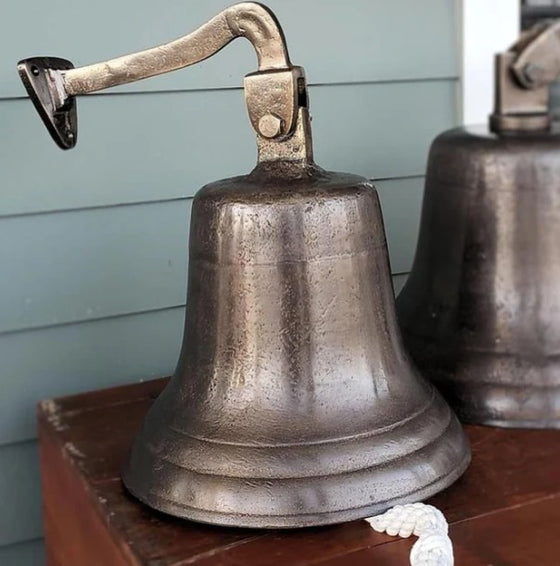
[397,22,560,429]
[18,3,469,528]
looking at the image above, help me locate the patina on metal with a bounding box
[18,2,470,528]
[397,21,560,429]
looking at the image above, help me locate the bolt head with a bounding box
[258,114,284,139]
[523,63,544,85]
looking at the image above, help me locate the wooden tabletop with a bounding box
[38,378,560,566]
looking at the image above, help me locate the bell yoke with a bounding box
[18,2,470,528]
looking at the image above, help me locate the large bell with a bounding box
[397,22,560,428]
[19,3,469,527]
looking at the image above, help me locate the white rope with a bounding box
[365,503,453,566]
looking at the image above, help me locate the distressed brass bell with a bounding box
[397,22,560,428]
[19,3,469,527]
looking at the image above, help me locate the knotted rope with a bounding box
[365,503,453,566]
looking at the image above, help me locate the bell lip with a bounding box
[395,333,560,429]
[121,385,460,479]
[121,449,470,529]
[120,398,471,529]
[444,385,560,430]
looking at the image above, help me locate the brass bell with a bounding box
[19,3,470,527]
[397,21,560,429]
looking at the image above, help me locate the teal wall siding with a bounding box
[0,539,45,566]
[0,442,42,546]
[0,0,458,562]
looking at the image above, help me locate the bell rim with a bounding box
[121,401,471,528]
[396,332,560,428]
[441,383,560,430]
[122,386,458,480]
[122,448,470,529]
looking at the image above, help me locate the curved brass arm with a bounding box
[17,2,305,150]
[63,2,290,95]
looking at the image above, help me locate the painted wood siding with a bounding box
[0,1,459,562]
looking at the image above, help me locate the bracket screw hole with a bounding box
[31,66,40,76]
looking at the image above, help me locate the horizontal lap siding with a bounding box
[0,0,458,558]
[1,81,455,216]
[0,539,44,566]
[0,442,42,546]
[0,308,185,448]
[0,201,192,333]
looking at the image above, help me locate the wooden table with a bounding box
[39,378,560,566]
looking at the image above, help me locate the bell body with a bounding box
[397,126,560,428]
[123,163,470,528]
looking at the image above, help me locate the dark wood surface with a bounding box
[38,378,560,566]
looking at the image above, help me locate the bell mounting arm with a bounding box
[17,2,306,150]
[491,20,560,133]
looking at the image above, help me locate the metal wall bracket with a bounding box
[18,57,77,149]
[16,3,307,154]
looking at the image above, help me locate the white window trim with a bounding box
[459,0,520,125]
